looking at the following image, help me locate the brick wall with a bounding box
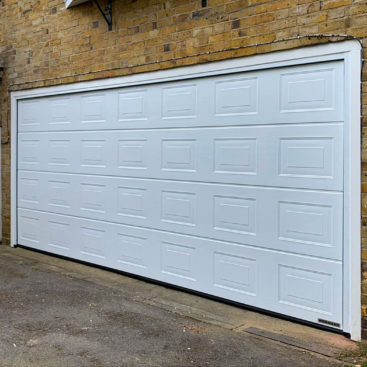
[0,0,366,336]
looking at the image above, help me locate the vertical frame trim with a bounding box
[10,94,18,248]
[344,47,362,341]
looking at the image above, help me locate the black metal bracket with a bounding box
[93,0,112,31]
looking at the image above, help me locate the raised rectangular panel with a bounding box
[214,138,257,174]
[18,178,40,205]
[117,233,147,268]
[81,94,107,123]
[19,100,42,129]
[18,214,40,244]
[215,77,258,115]
[162,85,197,118]
[80,183,106,214]
[161,241,195,280]
[80,226,106,259]
[214,196,256,235]
[19,139,41,165]
[280,138,333,178]
[47,180,71,209]
[49,97,73,126]
[279,265,332,313]
[214,252,257,295]
[280,68,335,112]
[48,140,72,167]
[161,191,196,226]
[162,139,196,171]
[118,90,147,121]
[279,202,333,247]
[117,186,146,218]
[47,221,71,251]
[81,140,106,167]
[118,140,146,169]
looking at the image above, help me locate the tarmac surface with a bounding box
[0,245,358,367]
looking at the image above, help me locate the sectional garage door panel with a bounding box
[18,171,344,260]
[17,61,344,134]
[18,124,343,190]
[17,208,343,325]
[17,60,345,329]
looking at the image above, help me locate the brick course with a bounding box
[0,0,366,337]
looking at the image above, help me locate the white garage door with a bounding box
[17,60,345,329]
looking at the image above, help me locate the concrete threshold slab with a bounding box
[242,327,341,358]
[2,245,358,360]
[143,296,242,329]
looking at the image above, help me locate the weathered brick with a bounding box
[321,0,351,10]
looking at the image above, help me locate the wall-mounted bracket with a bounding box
[93,0,112,31]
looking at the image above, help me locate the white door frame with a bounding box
[10,40,362,340]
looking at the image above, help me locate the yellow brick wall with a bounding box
[1,0,366,336]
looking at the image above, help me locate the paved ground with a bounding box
[0,246,359,367]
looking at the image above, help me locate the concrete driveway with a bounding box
[0,246,358,367]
